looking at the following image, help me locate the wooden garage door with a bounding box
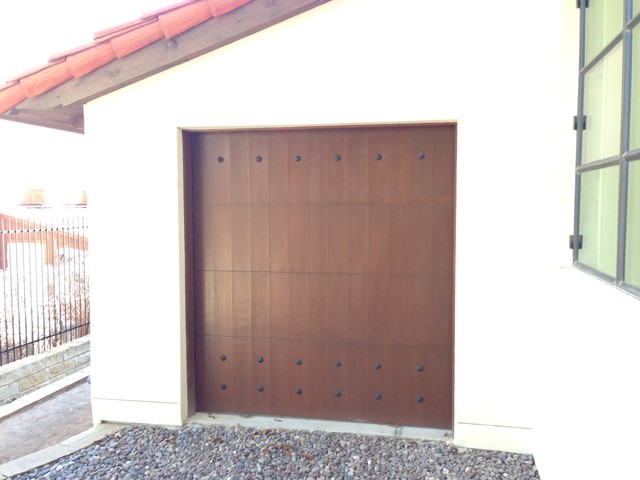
[190,125,455,429]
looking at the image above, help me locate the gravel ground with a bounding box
[10,424,540,480]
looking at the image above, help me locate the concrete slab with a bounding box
[188,412,450,442]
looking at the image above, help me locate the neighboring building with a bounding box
[18,189,87,208]
[2,1,639,479]
[0,211,88,269]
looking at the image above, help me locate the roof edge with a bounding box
[0,0,332,133]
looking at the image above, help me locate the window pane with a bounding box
[635,0,640,17]
[631,26,640,151]
[579,166,619,277]
[585,0,624,64]
[626,162,640,287]
[582,43,623,164]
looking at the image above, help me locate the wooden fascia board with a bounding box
[1,106,84,133]
[7,0,332,133]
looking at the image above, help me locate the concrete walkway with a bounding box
[0,380,92,463]
[0,368,125,479]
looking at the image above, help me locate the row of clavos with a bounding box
[217,383,426,403]
[214,153,428,163]
[218,354,426,373]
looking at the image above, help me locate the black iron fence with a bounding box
[0,215,89,366]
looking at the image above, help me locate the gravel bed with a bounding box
[10,424,540,479]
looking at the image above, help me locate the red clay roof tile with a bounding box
[66,42,117,79]
[49,43,97,63]
[141,0,202,20]
[158,1,213,39]
[94,18,159,43]
[0,83,26,114]
[110,21,165,59]
[5,60,64,84]
[19,61,74,98]
[0,0,254,114]
[208,0,252,17]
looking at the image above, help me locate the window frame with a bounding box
[574,0,640,297]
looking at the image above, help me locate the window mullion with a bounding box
[616,2,634,284]
[574,4,587,263]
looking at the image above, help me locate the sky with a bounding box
[0,0,166,206]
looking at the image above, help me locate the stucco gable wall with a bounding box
[85,0,603,464]
[534,268,640,480]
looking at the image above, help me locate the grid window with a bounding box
[579,166,619,277]
[585,0,624,64]
[631,24,640,150]
[575,0,640,296]
[582,43,623,163]
[626,162,640,287]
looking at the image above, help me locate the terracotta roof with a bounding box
[0,0,253,125]
[0,0,330,133]
[0,0,251,113]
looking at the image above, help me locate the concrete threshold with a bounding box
[189,412,451,443]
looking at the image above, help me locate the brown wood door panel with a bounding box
[326,130,349,204]
[250,206,270,271]
[195,271,233,338]
[251,338,272,415]
[312,343,350,420]
[202,133,232,205]
[268,273,290,338]
[249,272,271,337]
[325,274,350,342]
[307,273,329,339]
[268,205,289,272]
[409,205,455,276]
[308,131,330,204]
[269,338,312,418]
[248,132,270,204]
[405,125,456,205]
[308,205,329,271]
[229,132,251,205]
[287,130,310,204]
[367,205,391,275]
[345,129,370,204]
[232,272,252,337]
[288,205,310,272]
[230,206,251,271]
[196,336,254,413]
[288,273,310,339]
[385,345,452,429]
[328,205,349,273]
[267,132,289,204]
[191,124,455,428]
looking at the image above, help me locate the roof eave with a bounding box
[1,0,331,134]
[1,104,84,133]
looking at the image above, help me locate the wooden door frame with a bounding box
[183,129,197,417]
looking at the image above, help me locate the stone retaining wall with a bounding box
[0,336,90,406]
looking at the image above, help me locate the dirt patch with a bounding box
[0,380,92,464]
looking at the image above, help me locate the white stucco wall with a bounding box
[534,269,640,480]
[85,0,640,475]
